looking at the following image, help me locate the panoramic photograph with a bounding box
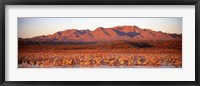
[18,18,182,68]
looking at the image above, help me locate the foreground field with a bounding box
[18,52,181,68]
[18,41,182,68]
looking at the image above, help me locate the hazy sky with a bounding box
[18,17,182,38]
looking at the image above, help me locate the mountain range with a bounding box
[19,25,182,44]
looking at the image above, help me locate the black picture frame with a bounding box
[0,0,199,86]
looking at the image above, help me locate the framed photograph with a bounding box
[0,0,199,86]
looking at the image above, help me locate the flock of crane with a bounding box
[18,52,182,68]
